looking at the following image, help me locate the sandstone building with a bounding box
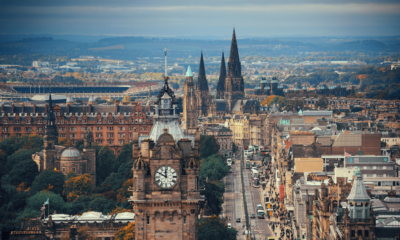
[130,77,204,240]
[31,94,97,183]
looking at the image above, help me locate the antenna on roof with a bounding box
[164,46,168,77]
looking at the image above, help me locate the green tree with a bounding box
[200,135,220,159]
[4,149,35,172]
[199,154,229,184]
[20,190,67,218]
[30,169,66,195]
[198,215,237,240]
[231,142,238,153]
[115,143,132,167]
[75,140,84,151]
[88,196,116,214]
[2,160,39,187]
[200,182,225,216]
[96,145,116,185]
[101,159,134,194]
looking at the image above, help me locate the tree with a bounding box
[200,182,225,216]
[88,196,116,214]
[58,137,71,146]
[198,215,237,240]
[30,169,66,195]
[21,190,67,218]
[75,140,84,151]
[199,154,229,184]
[4,149,35,172]
[231,142,238,154]
[114,222,135,240]
[122,95,131,102]
[63,174,93,202]
[315,96,328,109]
[200,135,220,159]
[96,145,116,185]
[115,143,132,167]
[101,159,133,194]
[2,160,39,187]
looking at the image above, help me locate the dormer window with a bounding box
[97,119,101,124]
[15,119,20,124]
[119,119,123,124]
[3,120,7,124]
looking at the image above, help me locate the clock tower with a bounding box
[130,77,204,240]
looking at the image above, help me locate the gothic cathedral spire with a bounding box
[217,52,226,99]
[227,28,242,78]
[196,52,209,91]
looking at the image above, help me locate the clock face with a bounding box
[164,99,168,103]
[155,166,178,189]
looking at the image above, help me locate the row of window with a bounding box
[2,118,147,125]
[361,166,393,170]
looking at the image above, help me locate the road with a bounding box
[224,154,273,240]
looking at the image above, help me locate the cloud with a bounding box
[1,0,399,36]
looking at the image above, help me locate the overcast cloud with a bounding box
[0,0,399,37]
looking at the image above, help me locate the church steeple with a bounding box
[227,28,242,78]
[196,52,209,91]
[217,52,226,99]
[45,93,58,145]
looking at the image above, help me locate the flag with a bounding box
[345,152,351,158]
[44,198,49,205]
[41,204,45,211]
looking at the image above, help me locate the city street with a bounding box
[224,154,274,240]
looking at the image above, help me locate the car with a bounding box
[250,213,255,218]
[227,223,232,228]
[236,218,241,223]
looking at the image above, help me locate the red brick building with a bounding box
[0,98,153,153]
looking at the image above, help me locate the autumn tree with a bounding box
[122,95,131,102]
[63,174,93,202]
[58,137,71,147]
[114,222,135,240]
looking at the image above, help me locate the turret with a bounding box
[216,52,226,99]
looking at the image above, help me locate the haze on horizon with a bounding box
[1,0,400,38]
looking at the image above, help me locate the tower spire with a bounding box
[197,52,208,91]
[227,28,241,78]
[217,52,226,99]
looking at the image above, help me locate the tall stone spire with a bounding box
[227,28,242,78]
[196,52,209,91]
[45,93,58,145]
[217,52,226,99]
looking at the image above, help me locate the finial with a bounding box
[163,128,168,133]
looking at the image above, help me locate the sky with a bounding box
[1,0,400,38]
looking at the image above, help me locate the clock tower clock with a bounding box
[130,77,203,240]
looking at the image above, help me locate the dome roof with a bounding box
[61,147,81,159]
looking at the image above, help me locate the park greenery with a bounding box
[0,133,233,238]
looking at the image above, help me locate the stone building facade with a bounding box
[182,29,248,119]
[31,94,97,182]
[204,126,233,157]
[130,77,204,240]
[0,95,152,153]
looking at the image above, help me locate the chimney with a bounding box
[67,105,70,114]
[11,103,14,114]
[21,103,24,113]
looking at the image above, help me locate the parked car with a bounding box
[236,218,241,223]
[250,213,256,218]
[227,223,232,228]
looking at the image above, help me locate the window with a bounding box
[139,118,142,123]
[62,168,65,173]
[119,119,123,124]
[108,140,113,145]
[70,127,77,131]
[13,127,21,132]
[107,127,114,131]
[107,133,114,138]
[97,119,101,124]
[38,119,42,124]
[60,119,63,124]
[83,119,87,124]
[146,216,150,225]
[72,168,75,172]
[96,133,103,138]
[135,111,137,116]
[358,230,362,237]
[81,133,85,138]
[96,127,103,131]
[26,119,31,124]
[118,127,125,131]
[108,120,113,124]
[3,120,7,124]
[365,230,369,237]
[15,119,20,124]
[183,216,186,224]
[71,134,76,138]
[135,118,138,124]
[71,119,76,124]
[81,127,87,131]
[25,127,32,132]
